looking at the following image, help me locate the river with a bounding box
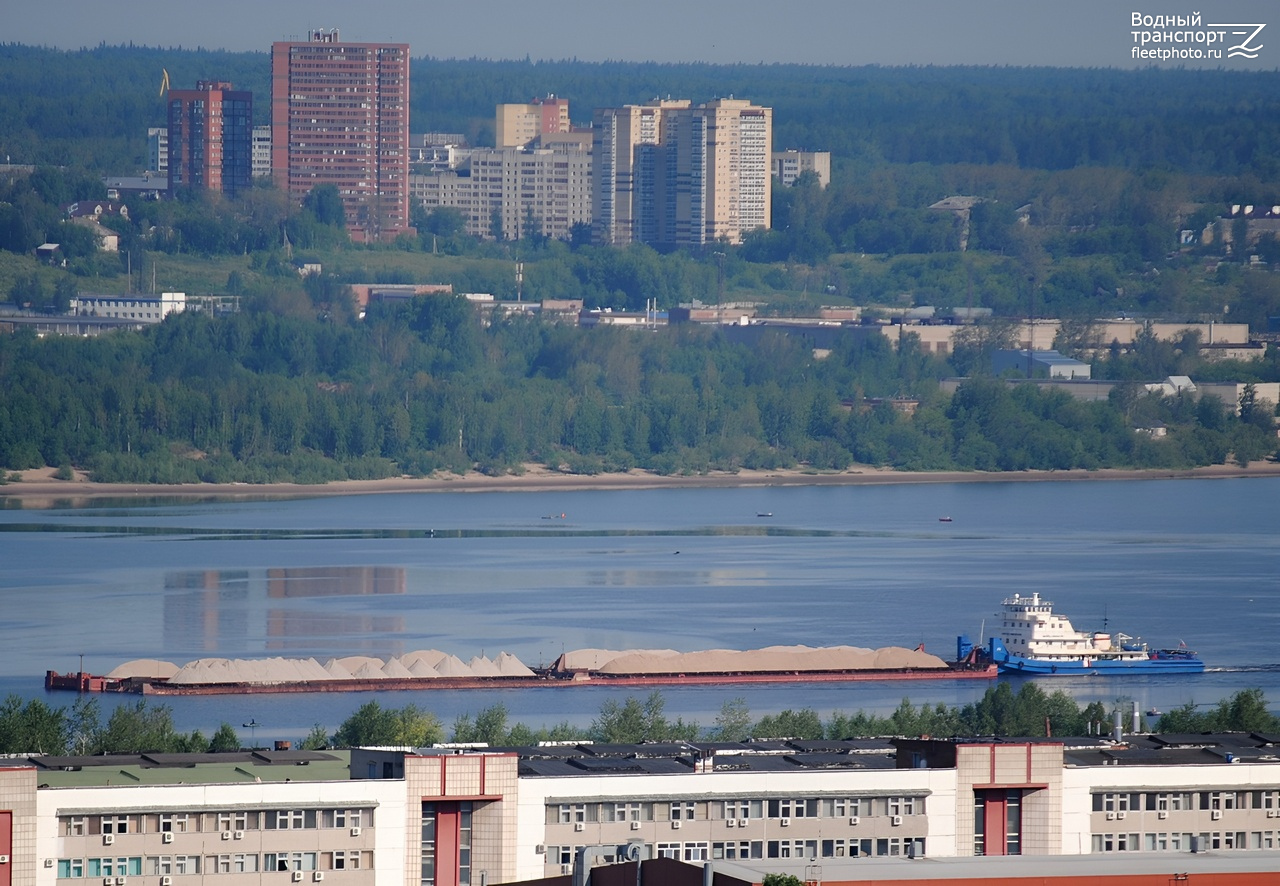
[0,477,1275,743]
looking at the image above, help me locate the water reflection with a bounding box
[161,567,407,654]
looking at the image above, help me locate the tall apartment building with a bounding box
[270,29,411,242]
[594,98,772,248]
[496,95,571,148]
[411,144,592,241]
[592,99,687,246]
[166,80,252,197]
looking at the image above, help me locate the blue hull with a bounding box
[989,638,1205,676]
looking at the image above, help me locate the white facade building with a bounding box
[71,292,186,323]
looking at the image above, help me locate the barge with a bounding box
[47,642,995,695]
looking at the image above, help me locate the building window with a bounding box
[768,839,817,859]
[159,813,190,833]
[1005,790,1022,856]
[329,850,362,870]
[606,802,647,822]
[265,852,315,872]
[421,804,437,886]
[1094,793,1138,813]
[65,816,86,837]
[670,801,696,821]
[824,798,863,818]
[656,843,680,859]
[57,859,84,878]
[888,797,918,816]
[683,842,709,862]
[558,804,586,824]
[712,841,763,860]
[459,801,473,886]
[88,857,142,877]
[767,799,817,819]
[269,809,312,829]
[101,815,130,834]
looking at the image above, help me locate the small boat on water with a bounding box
[987,592,1204,676]
[938,516,953,523]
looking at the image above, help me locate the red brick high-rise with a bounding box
[271,29,411,242]
[167,81,253,198]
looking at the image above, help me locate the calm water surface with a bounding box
[0,478,1275,740]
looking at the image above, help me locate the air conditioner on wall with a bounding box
[1269,810,1279,819]
[161,878,172,886]
[102,834,115,846]
[574,822,585,832]
[313,873,325,882]
[1116,811,1126,820]
[738,819,748,828]
[1158,810,1169,820]
[631,821,641,831]
[45,858,54,868]
[234,830,244,840]
[350,826,361,837]
[292,872,304,883]
[1105,812,1115,821]
[162,832,174,844]
[221,831,231,840]
[671,820,682,830]
[1211,809,1222,820]
[0,855,8,864]
[892,816,903,826]
[849,816,860,826]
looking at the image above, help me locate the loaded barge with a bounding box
[47,641,995,696]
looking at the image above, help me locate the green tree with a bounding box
[763,875,805,886]
[303,184,346,228]
[208,723,241,752]
[0,695,68,754]
[299,724,330,750]
[332,701,443,747]
[752,709,824,741]
[709,698,752,742]
[96,701,185,753]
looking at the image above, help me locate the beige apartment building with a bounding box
[496,96,571,148]
[772,149,831,188]
[593,98,772,248]
[411,144,592,241]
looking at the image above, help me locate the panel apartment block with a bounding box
[593,98,771,249]
[271,29,410,242]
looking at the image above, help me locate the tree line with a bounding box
[4,46,1279,180]
[1,301,1275,482]
[4,687,1275,756]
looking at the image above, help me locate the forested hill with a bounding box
[3,43,1278,178]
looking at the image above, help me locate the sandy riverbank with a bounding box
[2,461,1279,505]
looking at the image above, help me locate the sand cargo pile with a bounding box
[47,643,993,695]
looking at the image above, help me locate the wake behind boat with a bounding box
[986,592,1204,675]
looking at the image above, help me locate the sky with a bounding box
[5,0,1276,70]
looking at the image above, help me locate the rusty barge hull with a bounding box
[48,665,996,696]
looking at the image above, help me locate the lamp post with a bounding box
[243,720,260,749]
